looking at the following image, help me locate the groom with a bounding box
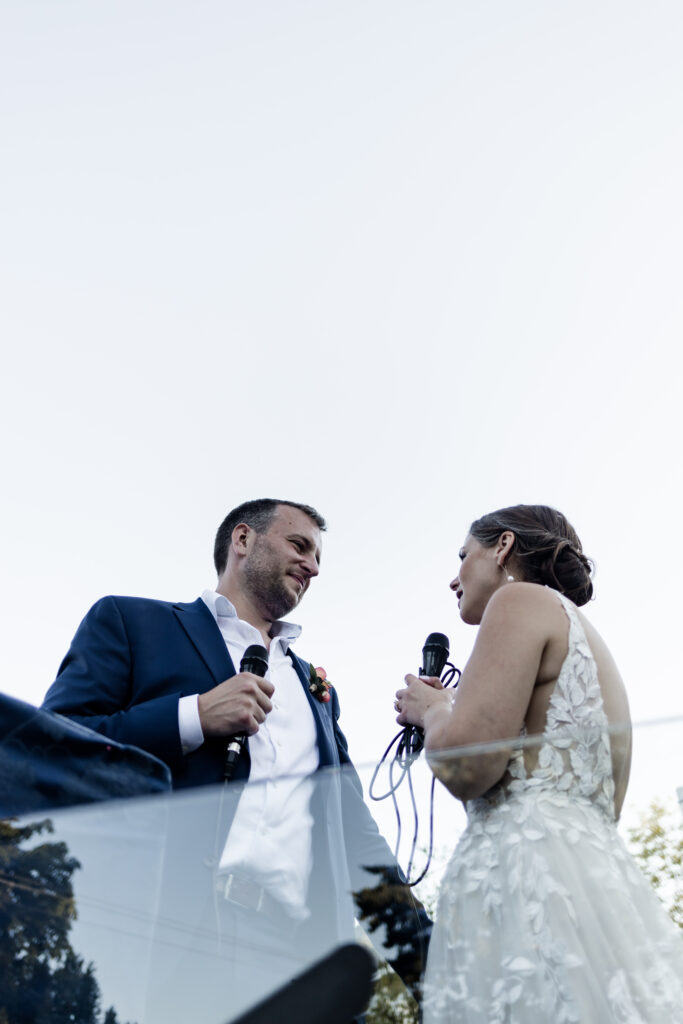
[43,498,429,1014]
[44,499,331,790]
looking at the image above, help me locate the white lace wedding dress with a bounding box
[423,592,683,1023]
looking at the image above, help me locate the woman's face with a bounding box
[450,534,502,625]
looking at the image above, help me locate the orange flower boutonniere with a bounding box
[308,665,331,703]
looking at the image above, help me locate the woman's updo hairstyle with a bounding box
[469,504,594,606]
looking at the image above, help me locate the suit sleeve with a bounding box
[42,597,184,770]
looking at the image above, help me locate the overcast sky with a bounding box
[2,1,683,824]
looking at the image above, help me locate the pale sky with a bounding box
[2,0,683,822]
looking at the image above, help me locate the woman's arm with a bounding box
[397,583,560,800]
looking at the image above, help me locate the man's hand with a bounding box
[198,673,274,738]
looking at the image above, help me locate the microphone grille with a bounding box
[243,643,269,659]
[423,632,449,653]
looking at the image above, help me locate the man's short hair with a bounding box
[213,499,327,575]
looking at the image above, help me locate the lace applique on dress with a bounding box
[423,591,683,1023]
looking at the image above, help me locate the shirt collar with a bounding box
[200,589,302,644]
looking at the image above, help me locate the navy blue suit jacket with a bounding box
[43,595,355,788]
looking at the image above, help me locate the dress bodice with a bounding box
[468,590,616,821]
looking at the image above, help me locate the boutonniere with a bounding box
[309,664,331,703]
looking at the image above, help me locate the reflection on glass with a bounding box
[0,818,133,1024]
[1,719,681,1024]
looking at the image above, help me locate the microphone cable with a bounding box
[369,647,460,887]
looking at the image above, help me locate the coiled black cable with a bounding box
[369,662,460,886]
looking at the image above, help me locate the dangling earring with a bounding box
[499,561,515,583]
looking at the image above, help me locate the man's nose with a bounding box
[303,555,320,579]
[450,576,459,592]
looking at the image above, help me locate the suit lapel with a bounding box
[172,599,236,685]
[288,650,336,767]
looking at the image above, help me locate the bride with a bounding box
[395,505,683,1023]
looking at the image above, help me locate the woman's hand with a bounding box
[394,674,450,729]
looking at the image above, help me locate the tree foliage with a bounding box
[0,818,130,1024]
[627,797,683,929]
[366,962,418,1024]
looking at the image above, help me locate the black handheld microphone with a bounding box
[402,632,450,758]
[240,644,269,678]
[223,644,269,782]
[421,632,450,679]
[370,630,456,884]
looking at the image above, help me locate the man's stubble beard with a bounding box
[243,539,301,621]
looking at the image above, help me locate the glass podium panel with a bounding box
[2,716,682,1023]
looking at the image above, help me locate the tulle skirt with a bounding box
[423,792,683,1023]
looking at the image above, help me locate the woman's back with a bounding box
[522,589,632,817]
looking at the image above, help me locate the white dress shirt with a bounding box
[178,590,319,919]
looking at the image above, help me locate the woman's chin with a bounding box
[459,604,481,626]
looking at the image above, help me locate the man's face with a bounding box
[243,505,322,620]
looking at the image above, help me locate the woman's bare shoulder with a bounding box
[484,581,569,625]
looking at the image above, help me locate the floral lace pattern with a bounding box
[424,592,683,1023]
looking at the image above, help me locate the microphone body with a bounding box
[223,644,269,782]
[403,632,450,757]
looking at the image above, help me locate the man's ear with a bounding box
[231,522,253,558]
